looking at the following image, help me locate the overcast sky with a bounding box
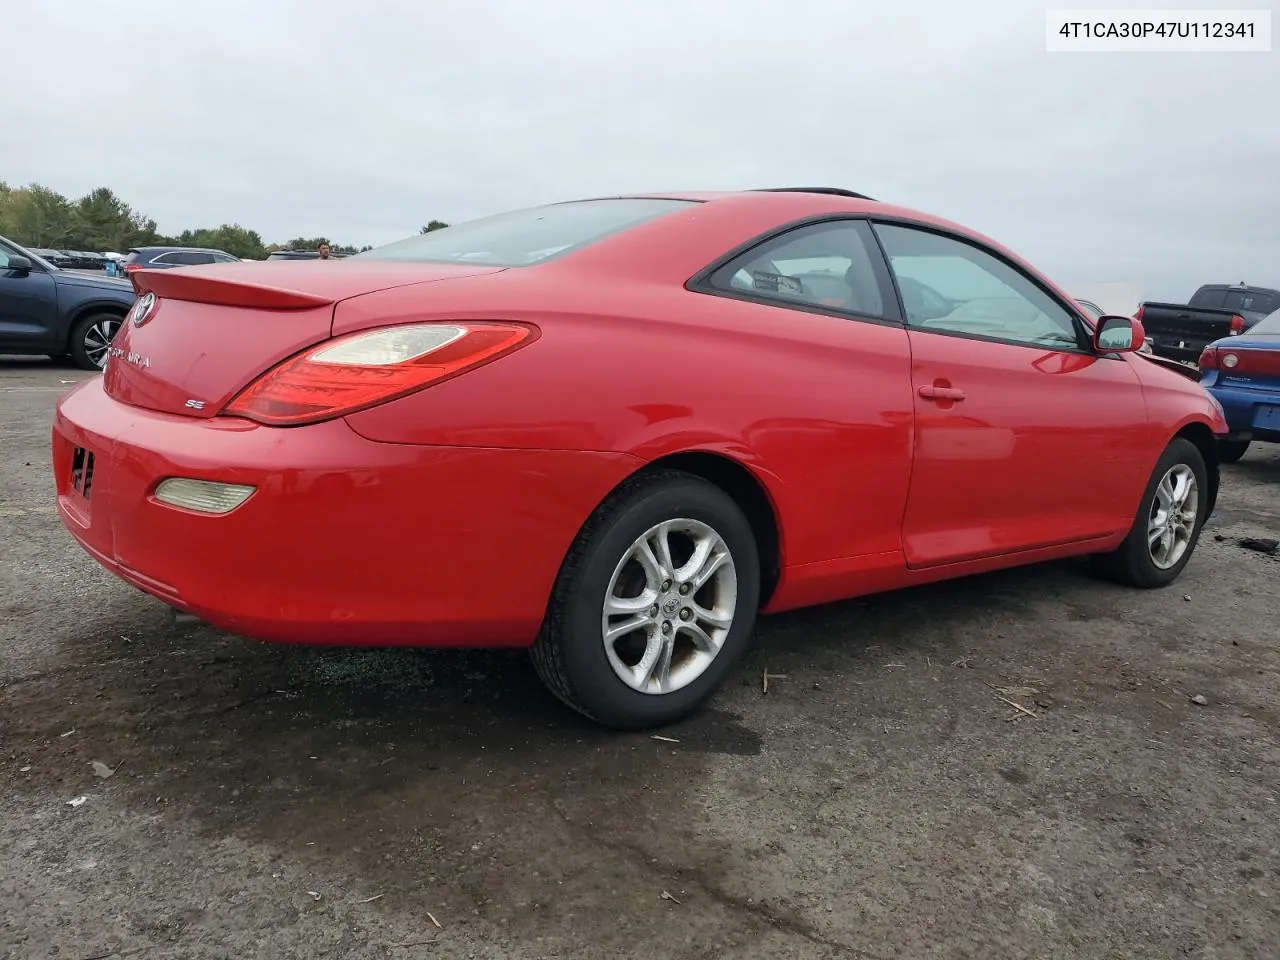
[4,0,1275,299]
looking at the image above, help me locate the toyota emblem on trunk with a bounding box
[130,292,158,327]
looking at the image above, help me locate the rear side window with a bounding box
[355,198,696,267]
[124,251,142,265]
[705,219,890,318]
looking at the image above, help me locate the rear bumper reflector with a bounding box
[153,478,257,514]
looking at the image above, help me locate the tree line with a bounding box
[0,181,449,260]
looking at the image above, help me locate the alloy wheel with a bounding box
[600,518,738,695]
[83,317,122,369]
[1147,463,1198,570]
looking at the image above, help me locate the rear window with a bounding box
[1223,290,1280,315]
[354,198,696,267]
[1189,287,1227,309]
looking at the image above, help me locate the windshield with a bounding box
[354,198,696,267]
[1249,308,1280,335]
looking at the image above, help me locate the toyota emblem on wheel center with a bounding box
[130,292,158,327]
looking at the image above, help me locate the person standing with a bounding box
[317,242,332,260]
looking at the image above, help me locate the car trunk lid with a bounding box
[102,262,506,418]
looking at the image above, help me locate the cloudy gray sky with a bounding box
[4,0,1276,300]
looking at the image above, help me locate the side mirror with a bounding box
[5,255,33,274]
[1093,314,1144,353]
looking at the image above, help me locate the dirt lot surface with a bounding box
[3,356,1279,960]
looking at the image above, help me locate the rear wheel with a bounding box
[68,312,123,371]
[531,470,760,729]
[1218,439,1251,464]
[1092,437,1208,588]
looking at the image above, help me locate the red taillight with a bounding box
[1134,304,1146,324]
[124,263,142,272]
[223,322,535,426]
[1198,346,1219,371]
[1229,314,1246,335]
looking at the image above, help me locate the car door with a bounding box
[871,222,1150,568]
[0,241,60,348]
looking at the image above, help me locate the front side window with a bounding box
[874,224,1082,350]
[356,198,696,267]
[704,220,889,318]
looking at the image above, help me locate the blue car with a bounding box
[1199,307,1280,463]
[1,234,136,370]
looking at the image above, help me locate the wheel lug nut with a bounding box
[661,579,672,591]
[661,621,672,634]
[679,608,692,621]
[679,583,690,595]
[649,605,659,617]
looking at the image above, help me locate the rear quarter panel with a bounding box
[340,270,916,569]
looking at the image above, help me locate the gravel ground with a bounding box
[2,356,1278,960]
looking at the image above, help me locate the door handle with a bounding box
[917,384,966,402]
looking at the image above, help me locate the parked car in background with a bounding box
[57,251,109,271]
[1,234,135,369]
[1198,307,1280,462]
[1138,283,1280,362]
[265,249,322,261]
[264,249,346,261]
[123,246,240,275]
[28,248,76,268]
[52,188,1227,729]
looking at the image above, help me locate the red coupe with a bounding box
[53,188,1228,728]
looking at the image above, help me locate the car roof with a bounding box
[1198,283,1280,295]
[132,246,232,254]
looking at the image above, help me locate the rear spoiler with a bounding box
[132,269,333,310]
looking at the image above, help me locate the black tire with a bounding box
[1092,437,1208,589]
[68,312,124,371]
[531,469,761,729]
[1218,439,1251,464]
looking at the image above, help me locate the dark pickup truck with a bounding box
[1137,283,1280,362]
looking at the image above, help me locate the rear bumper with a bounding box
[53,379,640,646]
[1205,382,1280,442]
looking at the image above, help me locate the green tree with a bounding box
[74,187,158,251]
[168,224,267,260]
[0,179,400,258]
[0,183,78,247]
[421,220,448,233]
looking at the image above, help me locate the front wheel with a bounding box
[68,312,123,371]
[1218,439,1251,464]
[531,470,760,729]
[1092,437,1208,588]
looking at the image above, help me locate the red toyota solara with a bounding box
[53,188,1228,729]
